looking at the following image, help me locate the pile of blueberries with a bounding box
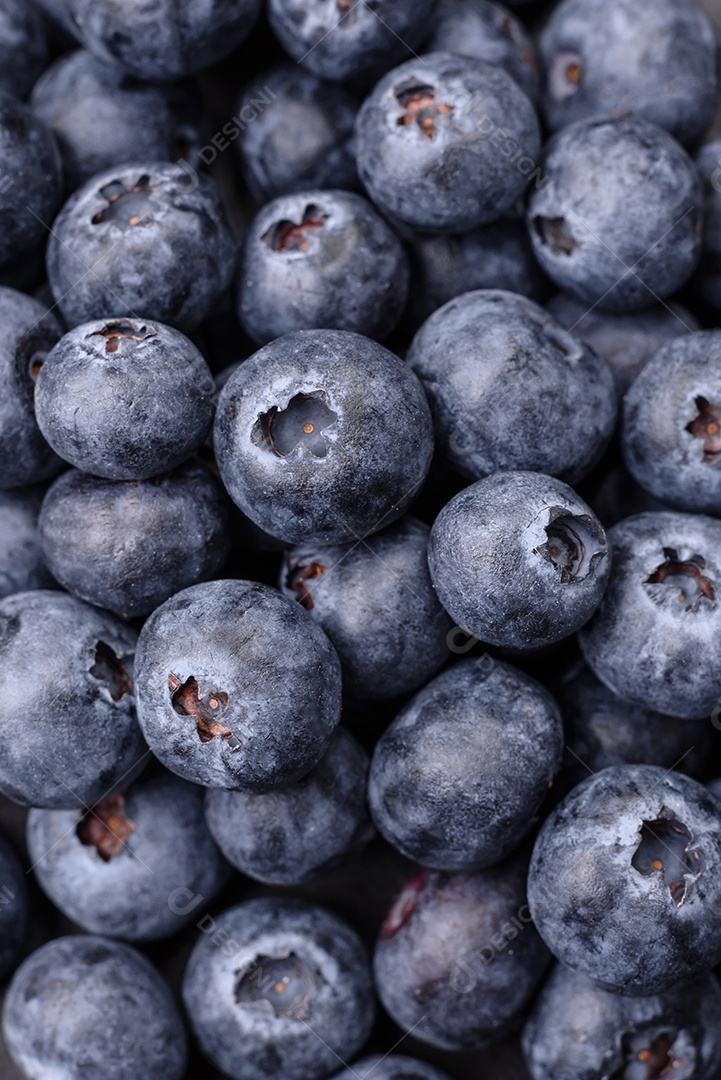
[4,0,721,1077]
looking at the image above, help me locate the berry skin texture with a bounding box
[134,580,341,793]
[3,935,187,1080]
[0,590,145,809]
[0,488,54,598]
[46,162,237,332]
[0,835,27,979]
[0,0,48,99]
[695,140,721,312]
[579,511,721,718]
[331,1057,453,1080]
[528,116,702,312]
[182,898,375,1080]
[408,289,617,483]
[369,658,563,870]
[528,765,721,996]
[428,471,610,649]
[355,52,541,233]
[213,329,434,545]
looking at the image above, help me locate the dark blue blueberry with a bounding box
[31,49,203,193]
[523,963,721,1080]
[424,0,540,104]
[0,589,146,808]
[280,516,453,702]
[3,935,187,1080]
[239,189,409,346]
[408,289,617,483]
[694,140,721,312]
[213,329,434,545]
[46,162,237,332]
[0,0,48,99]
[369,658,563,870]
[0,835,27,979]
[135,580,341,792]
[38,463,231,619]
[331,1057,453,1080]
[27,770,229,941]
[0,92,62,269]
[429,471,610,649]
[528,117,703,311]
[204,727,373,885]
[268,0,436,83]
[579,511,721,718]
[236,64,359,202]
[34,317,216,480]
[528,764,721,995]
[374,860,550,1050]
[0,488,54,598]
[547,291,700,396]
[182,897,375,1080]
[0,287,63,490]
[540,0,719,147]
[356,52,541,232]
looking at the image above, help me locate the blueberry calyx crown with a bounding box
[608,1027,693,1080]
[534,510,606,583]
[76,792,136,862]
[86,320,157,354]
[90,641,133,702]
[234,953,320,1019]
[167,673,241,750]
[533,216,578,256]
[685,395,721,463]
[394,78,454,140]
[644,548,715,610]
[256,390,338,459]
[381,873,426,939]
[322,0,356,27]
[631,814,702,908]
[547,51,584,102]
[91,174,157,229]
[261,203,328,253]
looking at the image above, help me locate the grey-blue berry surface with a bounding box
[213,329,434,545]
[204,727,373,885]
[330,1057,453,1080]
[407,289,616,483]
[0,589,145,808]
[38,463,231,619]
[540,0,720,147]
[547,291,700,395]
[369,658,563,870]
[0,835,27,980]
[528,764,721,995]
[0,488,54,598]
[46,162,237,332]
[579,511,721,718]
[182,897,375,1080]
[355,52,541,232]
[238,189,409,345]
[280,517,453,702]
[374,859,550,1050]
[134,579,341,792]
[0,0,47,99]
[528,116,703,311]
[3,935,187,1080]
[27,769,229,940]
[34,317,216,480]
[428,471,610,648]
[622,331,721,515]
[523,963,721,1080]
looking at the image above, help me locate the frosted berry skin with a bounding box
[330,1057,454,1080]
[0,488,54,598]
[579,511,721,718]
[213,329,434,545]
[355,52,541,233]
[528,765,721,996]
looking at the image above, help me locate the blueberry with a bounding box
[280,516,453,702]
[213,329,434,545]
[428,471,610,649]
[694,140,721,311]
[579,511,721,718]
[356,52,541,232]
[204,727,373,885]
[0,0,48,99]
[0,488,54,598]
[34,317,216,479]
[540,0,719,148]
[236,64,359,202]
[46,162,237,332]
[268,0,436,83]
[0,93,62,269]
[0,835,27,979]
[182,897,375,1080]
[528,116,702,311]
[523,963,721,1080]
[547,291,700,396]
[38,463,231,619]
[135,580,341,792]
[3,935,187,1080]
[408,290,616,483]
[528,764,721,995]
[31,49,203,192]
[424,0,540,105]
[239,189,409,346]
[374,860,550,1050]
[0,589,146,808]
[27,769,229,941]
[369,658,563,870]
[330,1057,453,1080]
